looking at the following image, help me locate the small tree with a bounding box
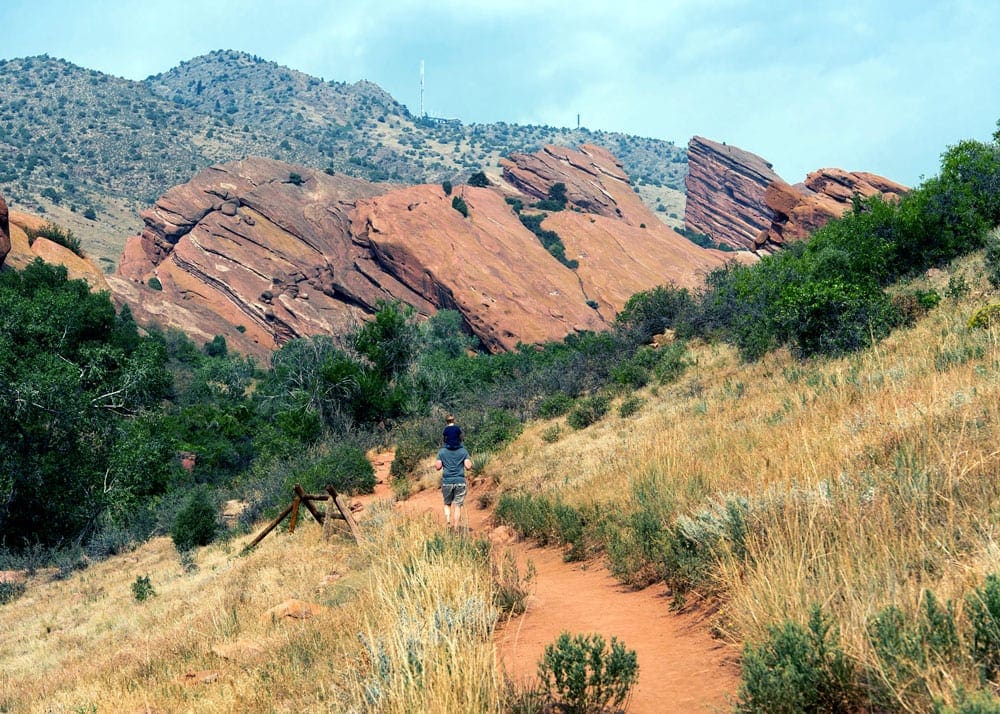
[441,180,453,196]
[452,195,469,218]
[468,171,491,187]
[171,487,218,552]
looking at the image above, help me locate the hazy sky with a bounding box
[2,0,997,186]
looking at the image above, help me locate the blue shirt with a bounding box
[437,446,470,484]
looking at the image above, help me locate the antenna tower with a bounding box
[420,60,425,117]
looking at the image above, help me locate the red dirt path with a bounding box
[360,452,739,713]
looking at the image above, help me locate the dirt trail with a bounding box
[361,453,739,713]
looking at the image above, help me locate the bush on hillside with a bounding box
[738,605,859,713]
[566,395,609,429]
[170,486,218,552]
[985,226,1000,289]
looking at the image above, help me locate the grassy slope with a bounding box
[1,253,997,711]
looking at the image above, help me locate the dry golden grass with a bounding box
[486,254,1000,707]
[0,502,501,713]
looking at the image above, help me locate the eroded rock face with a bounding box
[113,148,738,357]
[683,136,782,251]
[0,193,10,268]
[685,137,909,252]
[112,157,407,357]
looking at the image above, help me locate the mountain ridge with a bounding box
[0,50,687,267]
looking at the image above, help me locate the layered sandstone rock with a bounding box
[683,136,782,251]
[112,147,738,357]
[501,144,642,223]
[761,170,909,246]
[112,158,408,357]
[0,193,9,268]
[685,137,909,252]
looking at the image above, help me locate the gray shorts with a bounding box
[442,481,467,506]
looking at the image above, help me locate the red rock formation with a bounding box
[501,144,643,223]
[760,170,909,246]
[683,136,782,251]
[112,158,413,357]
[3,209,108,289]
[112,147,738,357]
[0,194,9,268]
[685,137,909,252]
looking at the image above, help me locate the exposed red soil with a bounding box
[359,452,739,713]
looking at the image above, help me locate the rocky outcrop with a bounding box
[685,137,909,252]
[3,209,108,289]
[0,193,10,268]
[759,170,909,246]
[112,158,413,357]
[112,148,737,357]
[683,136,782,251]
[501,144,642,223]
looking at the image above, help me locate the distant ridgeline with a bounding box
[0,50,687,218]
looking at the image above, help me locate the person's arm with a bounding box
[434,459,443,471]
[464,458,473,470]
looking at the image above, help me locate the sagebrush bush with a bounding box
[537,632,639,714]
[738,605,859,713]
[966,574,1000,683]
[170,486,218,552]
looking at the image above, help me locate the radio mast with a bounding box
[420,60,425,117]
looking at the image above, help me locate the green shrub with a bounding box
[968,303,1000,330]
[131,574,155,602]
[24,221,83,256]
[537,632,639,714]
[986,227,1000,289]
[868,590,960,705]
[147,276,162,291]
[83,207,97,221]
[288,172,304,185]
[467,171,491,187]
[536,392,573,418]
[738,605,858,713]
[170,487,218,552]
[0,580,26,605]
[441,179,452,196]
[566,395,609,429]
[540,425,562,443]
[966,574,1000,682]
[618,395,645,418]
[465,408,523,453]
[654,342,690,384]
[296,443,376,495]
[452,195,469,217]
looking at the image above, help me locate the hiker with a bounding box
[442,414,462,449]
[434,436,472,530]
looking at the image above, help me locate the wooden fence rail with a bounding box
[244,484,360,551]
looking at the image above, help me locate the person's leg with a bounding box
[452,503,462,529]
[443,503,451,525]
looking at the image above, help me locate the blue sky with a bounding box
[2,0,997,186]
